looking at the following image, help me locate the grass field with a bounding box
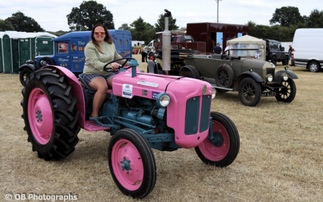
[1,55,322,202]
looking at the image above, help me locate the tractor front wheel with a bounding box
[108,128,156,199]
[195,112,240,167]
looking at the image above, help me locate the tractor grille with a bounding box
[185,95,211,135]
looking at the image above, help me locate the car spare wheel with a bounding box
[215,64,234,88]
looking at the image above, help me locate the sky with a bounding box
[0,0,321,32]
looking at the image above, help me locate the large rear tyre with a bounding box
[195,112,240,167]
[108,128,156,199]
[21,68,80,160]
[275,78,296,102]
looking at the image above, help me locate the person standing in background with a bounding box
[141,44,147,62]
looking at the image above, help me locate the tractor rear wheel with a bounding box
[21,68,80,160]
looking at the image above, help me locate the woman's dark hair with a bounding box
[91,24,113,53]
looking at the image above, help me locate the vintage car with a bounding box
[177,54,298,106]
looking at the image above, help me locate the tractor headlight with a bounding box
[282,73,289,81]
[266,74,273,82]
[156,93,171,107]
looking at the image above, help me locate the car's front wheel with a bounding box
[238,77,261,106]
[275,78,296,102]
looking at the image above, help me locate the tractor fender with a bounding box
[275,69,298,83]
[44,65,86,126]
[179,65,200,79]
[233,71,263,90]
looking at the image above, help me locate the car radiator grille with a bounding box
[185,95,211,135]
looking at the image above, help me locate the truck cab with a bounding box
[35,30,132,73]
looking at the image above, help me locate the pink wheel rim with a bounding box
[28,88,53,144]
[199,121,230,161]
[111,139,144,190]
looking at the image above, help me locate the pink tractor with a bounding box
[21,57,240,198]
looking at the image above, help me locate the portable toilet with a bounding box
[0,31,56,73]
[2,31,21,73]
[33,32,56,57]
[0,32,5,72]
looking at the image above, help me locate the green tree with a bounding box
[128,17,155,44]
[154,13,179,32]
[306,9,323,27]
[67,1,114,31]
[270,6,304,26]
[5,11,44,32]
[118,23,131,31]
[0,19,14,31]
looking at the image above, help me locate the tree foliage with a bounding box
[306,9,323,28]
[67,1,114,31]
[5,11,44,32]
[155,14,179,32]
[0,19,14,31]
[269,6,304,26]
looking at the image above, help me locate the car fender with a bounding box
[179,65,200,79]
[275,69,298,82]
[233,71,263,90]
[18,63,36,72]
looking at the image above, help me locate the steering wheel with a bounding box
[103,57,136,72]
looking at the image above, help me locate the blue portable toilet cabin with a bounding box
[38,30,132,73]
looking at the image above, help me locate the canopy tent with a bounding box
[226,35,266,61]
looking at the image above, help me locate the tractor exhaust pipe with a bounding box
[162,9,171,73]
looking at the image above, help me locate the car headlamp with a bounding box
[212,88,216,99]
[156,93,171,107]
[266,74,273,82]
[282,73,289,81]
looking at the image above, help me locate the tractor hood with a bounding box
[112,68,212,99]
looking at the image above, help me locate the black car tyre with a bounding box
[170,61,185,75]
[179,65,200,79]
[215,64,234,88]
[271,56,277,65]
[19,68,33,86]
[238,77,261,106]
[308,61,320,72]
[282,57,288,65]
[275,78,296,103]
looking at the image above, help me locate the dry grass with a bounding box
[1,54,322,202]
